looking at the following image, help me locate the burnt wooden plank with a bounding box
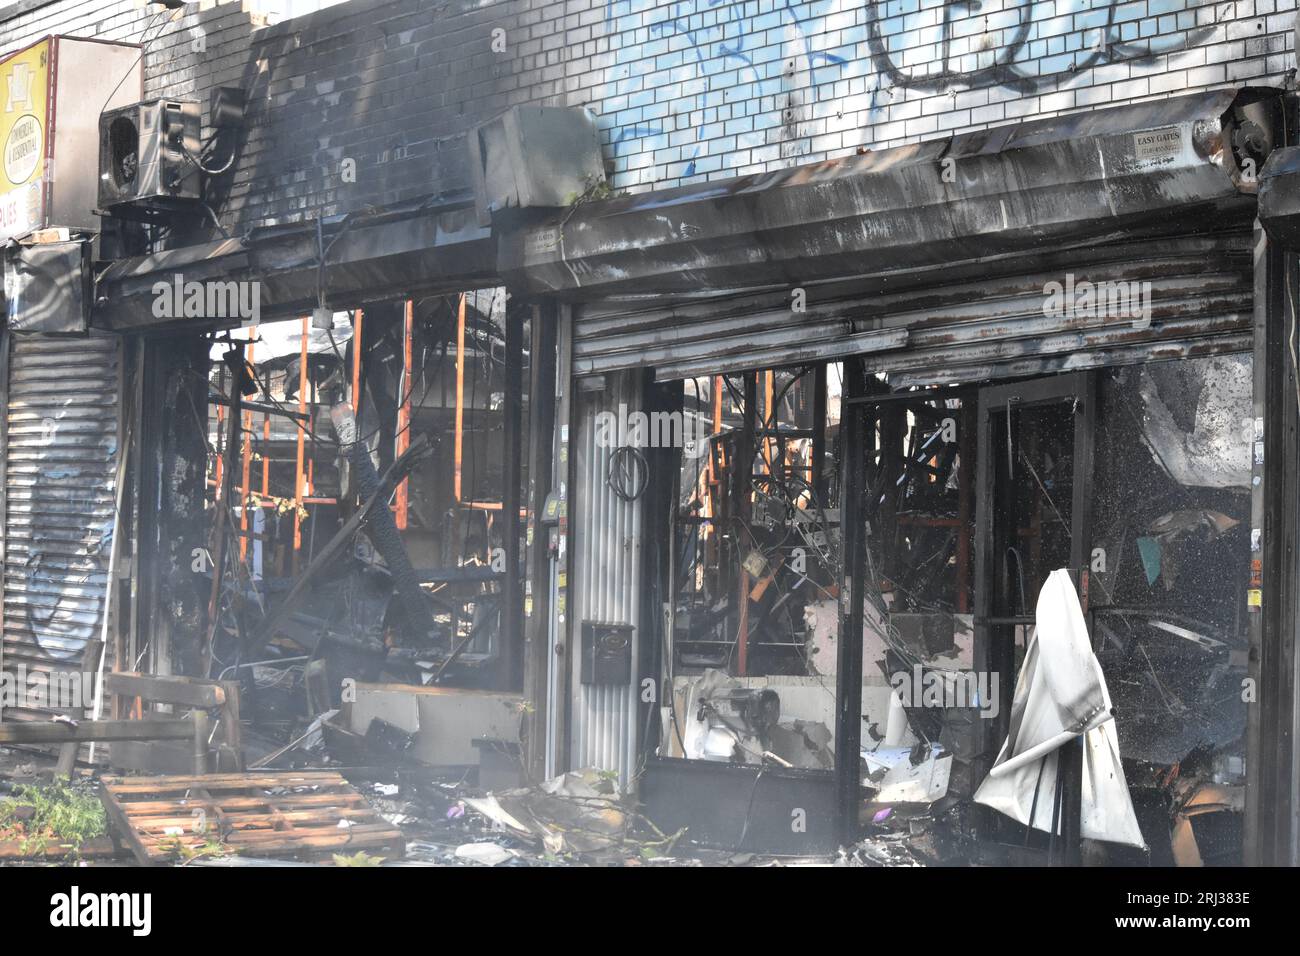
[0,835,121,861]
[116,792,370,814]
[0,719,193,744]
[120,807,380,830]
[104,671,227,708]
[101,771,346,792]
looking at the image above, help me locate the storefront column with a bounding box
[1246,222,1300,866]
[835,357,867,847]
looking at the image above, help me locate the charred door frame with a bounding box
[638,363,841,854]
[1246,223,1300,865]
[839,381,980,844]
[973,371,1096,863]
[523,302,558,778]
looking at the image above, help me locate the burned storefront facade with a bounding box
[0,0,1297,868]
[496,87,1300,866]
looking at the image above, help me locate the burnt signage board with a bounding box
[0,36,142,241]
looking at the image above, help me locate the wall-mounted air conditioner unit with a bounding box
[468,106,606,225]
[98,99,201,211]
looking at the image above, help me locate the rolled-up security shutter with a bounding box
[573,229,1253,383]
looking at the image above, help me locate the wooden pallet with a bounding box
[0,836,121,862]
[100,771,405,865]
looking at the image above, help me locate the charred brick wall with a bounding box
[0,0,555,235]
[1,0,1296,226]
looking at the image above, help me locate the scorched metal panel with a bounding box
[0,332,120,720]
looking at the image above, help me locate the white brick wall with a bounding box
[566,0,1300,194]
[3,0,1295,212]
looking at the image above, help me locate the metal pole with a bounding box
[734,373,757,675]
[88,416,132,759]
[501,300,525,690]
[192,708,211,775]
[395,300,412,529]
[239,336,253,562]
[351,307,364,420]
[524,303,557,777]
[812,364,827,503]
[763,369,775,474]
[1058,736,1083,866]
[454,292,466,502]
[835,357,867,848]
[292,316,309,571]
[201,356,243,679]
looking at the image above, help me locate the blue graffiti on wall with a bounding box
[601,0,1236,180]
[867,0,1222,94]
[603,0,853,176]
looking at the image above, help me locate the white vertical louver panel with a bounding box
[570,371,642,788]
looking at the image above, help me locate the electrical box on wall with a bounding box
[468,105,605,225]
[0,36,142,242]
[580,621,634,686]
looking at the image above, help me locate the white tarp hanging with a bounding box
[974,569,1146,848]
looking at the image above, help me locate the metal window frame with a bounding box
[973,370,1096,864]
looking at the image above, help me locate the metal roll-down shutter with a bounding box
[1,332,121,720]
[573,229,1255,383]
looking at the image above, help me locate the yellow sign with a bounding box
[0,38,50,240]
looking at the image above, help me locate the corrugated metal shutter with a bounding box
[569,371,643,787]
[573,230,1253,383]
[1,332,120,720]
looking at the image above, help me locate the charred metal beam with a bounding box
[209,394,309,422]
[523,302,558,779]
[93,196,495,333]
[501,90,1270,301]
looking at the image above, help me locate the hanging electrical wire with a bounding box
[608,444,649,501]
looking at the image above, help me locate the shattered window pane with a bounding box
[668,368,839,770]
[1133,355,1253,489]
[857,391,975,806]
[1091,355,1252,776]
